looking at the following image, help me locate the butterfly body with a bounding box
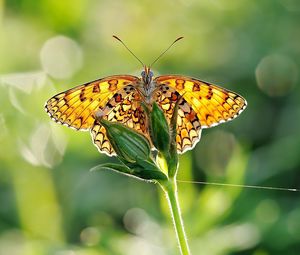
[45,67,247,155]
[138,66,156,103]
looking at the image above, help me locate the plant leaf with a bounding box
[91,162,167,181]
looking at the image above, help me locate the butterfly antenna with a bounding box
[150,36,184,68]
[113,35,144,68]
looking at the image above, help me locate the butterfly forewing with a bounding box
[154,75,247,129]
[45,75,140,130]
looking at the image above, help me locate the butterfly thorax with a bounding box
[139,66,156,104]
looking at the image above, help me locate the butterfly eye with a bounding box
[141,71,145,77]
[149,71,154,77]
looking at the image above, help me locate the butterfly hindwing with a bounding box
[91,85,147,155]
[155,85,202,153]
[45,75,140,130]
[154,75,247,129]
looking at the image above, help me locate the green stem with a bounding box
[160,179,191,255]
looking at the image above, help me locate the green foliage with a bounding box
[1,1,300,254]
[91,162,168,181]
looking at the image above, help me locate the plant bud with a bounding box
[99,119,151,163]
[149,102,171,153]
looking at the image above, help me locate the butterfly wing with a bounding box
[45,75,140,130]
[91,85,147,155]
[46,73,247,155]
[154,75,247,129]
[154,85,202,153]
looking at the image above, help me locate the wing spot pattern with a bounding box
[92,84,100,93]
[108,79,118,91]
[193,83,200,91]
[175,79,185,90]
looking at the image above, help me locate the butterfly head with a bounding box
[141,66,153,85]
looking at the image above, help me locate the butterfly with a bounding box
[45,36,247,156]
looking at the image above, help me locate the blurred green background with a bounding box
[1,0,300,254]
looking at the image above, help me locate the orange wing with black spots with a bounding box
[91,85,147,155]
[154,85,202,153]
[45,75,140,130]
[154,75,247,129]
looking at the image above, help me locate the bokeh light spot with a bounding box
[19,123,67,168]
[117,236,166,255]
[0,230,26,255]
[80,227,101,246]
[123,208,149,235]
[192,223,260,253]
[123,207,163,245]
[40,36,83,79]
[0,71,49,93]
[255,54,298,97]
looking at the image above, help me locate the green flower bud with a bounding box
[149,102,171,153]
[147,101,180,178]
[99,118,151,163]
